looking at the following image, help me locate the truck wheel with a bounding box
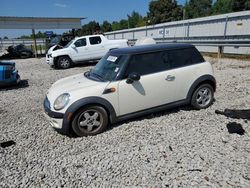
[191,84,214,109]
[72,106,108,137]
[57,56,71,69]
[20,52,30,59]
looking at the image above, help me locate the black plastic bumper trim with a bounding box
[43,97,64,119]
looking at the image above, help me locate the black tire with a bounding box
[191,84,214,110]
[72,106,108,137]
[20,52,30,59]
[57,56,72,69]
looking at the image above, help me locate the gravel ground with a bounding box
[0,57,249,187]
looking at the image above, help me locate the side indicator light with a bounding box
[103,87,116,94]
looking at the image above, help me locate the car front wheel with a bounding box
[191,84,214,109]
[72,106,108,137]
[57,56,71,69]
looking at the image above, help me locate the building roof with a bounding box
[0,16,85,29]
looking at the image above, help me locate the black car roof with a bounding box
[110,43,195,55]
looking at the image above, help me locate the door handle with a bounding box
[165,75,175,81]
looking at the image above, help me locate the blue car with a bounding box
[0,62,20,87]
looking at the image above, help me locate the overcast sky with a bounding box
[0,0,186,38]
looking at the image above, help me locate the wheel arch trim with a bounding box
[186,74,216,102]
[61,97,117,134]
[55,55,73,63]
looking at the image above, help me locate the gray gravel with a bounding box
[0,57,249,187]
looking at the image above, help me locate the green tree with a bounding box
[245,1,250,9]
[111,21,121,31]
[101,21,112,32]
[119,19,129,29]
[186,0,212,19]
[36,31,46,38]
[127,11,145,27]
[212,0,250,15]
[212,0,233,14]
[148,0,183,24]
[87,21,101,34]
[232,0,250,11]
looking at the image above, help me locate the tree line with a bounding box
[75,0,250,35]
[14,0,250,39]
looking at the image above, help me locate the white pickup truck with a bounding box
[46,35,128,69]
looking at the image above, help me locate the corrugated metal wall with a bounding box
[105,11,250,55]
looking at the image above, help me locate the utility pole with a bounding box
[32,28,38,58]
[183,0,187,40]
[127,15,130,29]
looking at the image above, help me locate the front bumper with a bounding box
[44,112,63,129]
[43,96,73,135]
[44,96,65,130]
[46,55,54,66]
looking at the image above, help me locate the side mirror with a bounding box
[126,72,141,84]
[71,44,76,49]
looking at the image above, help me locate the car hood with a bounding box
[47,45,58,54]
[47,73,109,100]
[47,44,65,53]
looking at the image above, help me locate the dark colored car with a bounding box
[0,61,20,87]
[7,44,33,59]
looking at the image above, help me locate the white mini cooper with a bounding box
[44,44,216,137]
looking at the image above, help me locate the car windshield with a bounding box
[64,40,74,48]
[50,36,61,44]
[88,53,127,82]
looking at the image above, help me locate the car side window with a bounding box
[74,38,87,47]
[168,48,204,68]
[89,36,102,45]
[125,51,170,77]
[89,37,102,45]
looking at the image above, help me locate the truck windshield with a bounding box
[50,36,61,44]
[64,40,74,48]
[88,53,126,82]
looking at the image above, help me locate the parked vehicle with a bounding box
[6,44,33,59]
[46,35,128,69]
[0,61,20,86]
[44,43,216,137]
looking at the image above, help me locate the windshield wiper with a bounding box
[90,71,105,81]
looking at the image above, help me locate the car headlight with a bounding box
[53,93,70,110]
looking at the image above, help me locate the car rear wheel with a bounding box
[57,56,71,69]
[72,106,108,137]
[20,52,31,59]
[191,84,214,109]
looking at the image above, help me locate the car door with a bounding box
[71,38,89,62]
[88,36,106,59]
[117,51,177,116]
[166,48,205,101]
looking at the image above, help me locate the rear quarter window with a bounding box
[166,48,205,69]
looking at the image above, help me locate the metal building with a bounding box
[0,16,85,57]
[105,11,250,55]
